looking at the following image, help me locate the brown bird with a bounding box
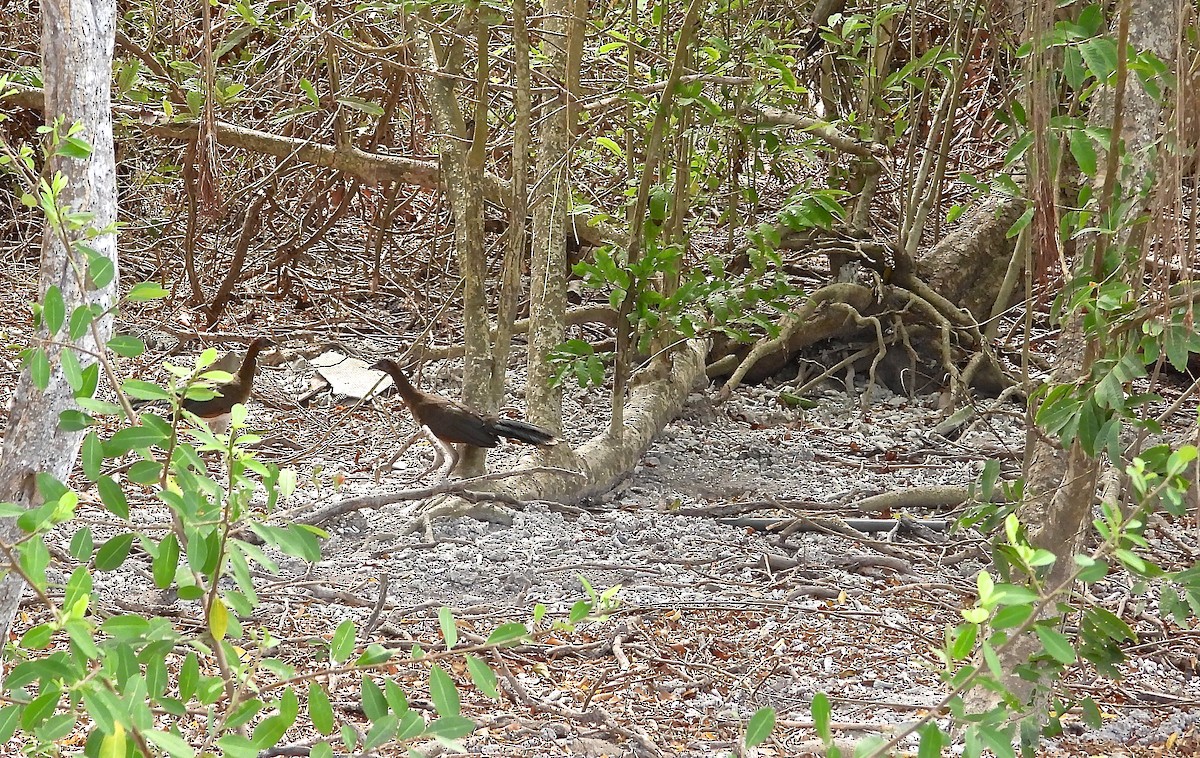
[369,358,556,479]
[181,337,274,433]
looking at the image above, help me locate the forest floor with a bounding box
[3,255,1200,757]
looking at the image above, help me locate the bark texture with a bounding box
[915,190,1027,322]
[0,0,119,644]
[526,0,572,434]
[981,0,1180,712]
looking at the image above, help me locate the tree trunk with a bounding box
[0,0,119,646]
[408,10,491,475]
[526,0,572,434]
[976,0,1179,711]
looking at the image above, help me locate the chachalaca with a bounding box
[181,336,274,432]
[369,358,556,479]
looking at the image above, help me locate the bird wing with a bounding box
[418,400,500,447]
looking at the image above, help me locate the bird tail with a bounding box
[492,419,557,446]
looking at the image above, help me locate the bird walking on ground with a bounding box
[369,358,556,480]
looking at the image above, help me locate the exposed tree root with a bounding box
[399,340,709,532]
[715,271,1009,400]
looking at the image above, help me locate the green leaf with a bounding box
[311,742,333,758]
[363,713,399,750]
[87,252,115,289]
[397,710,425,740]
[77,397,121,417]
[1115,548,1148,574]
[811,692,832,741]
[107,334,145,358]
[95,533,135,571]
[179,653,199,702]
[127,282,170,301]
[438,607,458,649]
[57,409,95,431]
[145,728,196,758]
[0,706,19,744]
[744,707,775,748]
[248,523,324,562]
[79,431,103,481]
[383,680,409,715]
[990,604,1033,630]
[216,734,257,758]
[153,533,180,589]
[1035,625,1077,665]
[331,619,356,663]
[226,699,264,730]
[335,95,385,116]
[356,643,393,666]
[19,536,51,590]
[20,623,54,649]
[465,655,499,699]
[1068,128,1097,176]
[949,623,978,660]
[1078,36,1118,81]
[29,347,51,391]
[69,527,93,561]
[39,713,76,741]
[100,614,151,639]
[96,476,130,519]
[64,618,100,659]
[22,684,61,729]
[104,425,166,455]
[299,78,320,106]
[1083,606,1135,642]
[485,623,529,646]
[69,304,97,339]
[59,135,93,159]
[43,285,65,334]
[426,714,474,740]
[361,677,388,721]
[145,656,169,699]
[122,380,171,401]
[428,665,460,717]
[594,136,624,159]
[251,688,299,749]
[60,349,84,394]
[64,565,93,613]
[308,682,336,735]
[127,460,163,485]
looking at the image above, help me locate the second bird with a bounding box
[182,336,274,433]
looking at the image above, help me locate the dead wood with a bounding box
[205,190,268,328]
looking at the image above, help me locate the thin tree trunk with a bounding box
[456,6,493,476]
[0,0,119,646]
[490,0,532,403]
[526,0,572,433]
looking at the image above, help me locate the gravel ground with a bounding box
[3,261,1200,756]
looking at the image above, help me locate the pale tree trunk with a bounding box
[457,8,494,476]
[977,0,1180,709]
[489,0,532,403]
[0,0,119,643]
[526,0,572,434]
[408,10,491,475]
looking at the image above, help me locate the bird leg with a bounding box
[374,430,426,483]
[423,426,459,480]
[379,427,460,483]
[384,429,425,469]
